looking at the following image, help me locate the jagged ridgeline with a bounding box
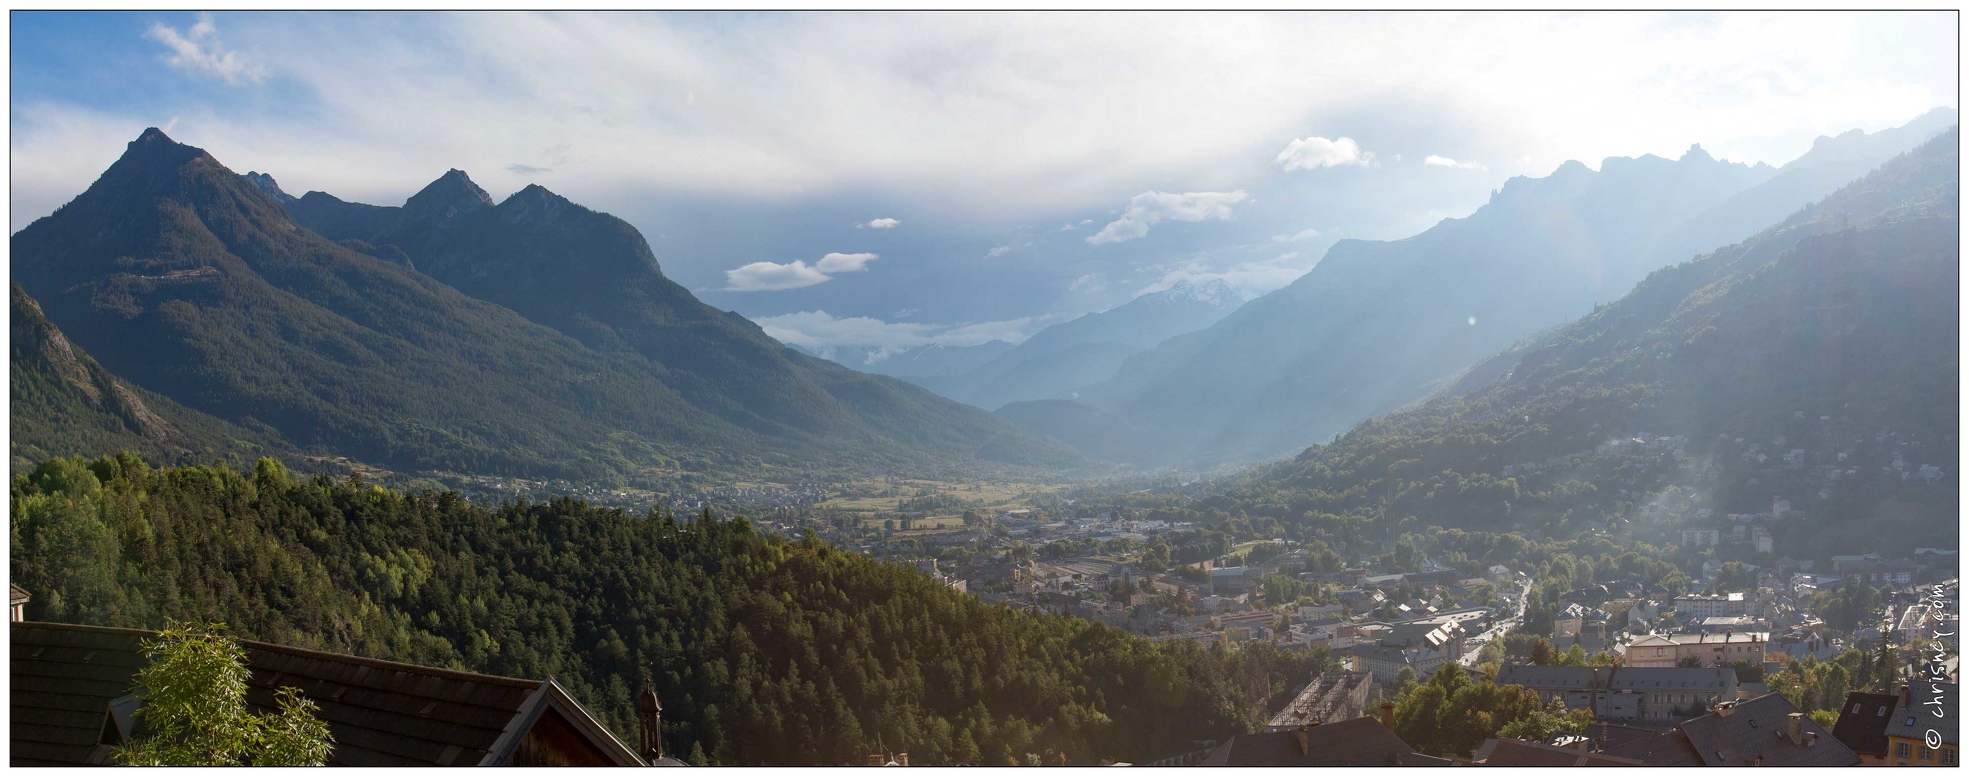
[11,457,1320,765]
[10,129,1079,482]
[1218,127,1959,560]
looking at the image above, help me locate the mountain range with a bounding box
[896,278,1245,411]
[1006,108,1958,466]
[10,129,1080,483]
[1225,125,1959,558]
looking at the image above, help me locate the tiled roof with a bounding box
[1200,718,1416,766]
[1600,727,1705,766]
[1885,682,1957,747]
[11,621,643,767]
[1472,737,1644,766]
[11,622,150,765]
[1830,691,1899,756]
[1676,694,1860,766]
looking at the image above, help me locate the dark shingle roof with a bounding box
[1600,727,1705,766]
[1200,717,1416,766]
[11,621,641,767]
[1830,691,1900,756]
[1675,694,1860,766]
[11,622,150,765]
[1472,737,1644,766]
[1885,682,1958,748]
[1580,722,1667,751]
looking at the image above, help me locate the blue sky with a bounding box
[11,11,1957,350]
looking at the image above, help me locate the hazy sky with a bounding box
[10,11,1957,350]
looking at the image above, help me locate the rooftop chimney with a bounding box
[635,688,664,763]
[1381,700,1396,730]
[1786,712,1806,746]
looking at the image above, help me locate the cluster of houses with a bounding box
[449,475,832,514]
[1196,679,1925,766]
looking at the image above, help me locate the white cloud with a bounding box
[1275,136,1374,171]
[1134,251,1311,299]
[816,251,878,273]
[752,309,1055,350]
[145,13,267,86]
[985,245,1013,258]
[724,251,877,290]
[1087,190,1250,245]
[722,260,833,291]
[7,12,1956,232]
[1067,272,1103,292]
[1271,227,1322,242]
[1424,154,1486,169]
[860,217,900,228]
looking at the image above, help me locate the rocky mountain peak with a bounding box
[403,168,494,224]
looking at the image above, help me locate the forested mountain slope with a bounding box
[284,166,1078,472]
[10,283,286,469]
[10,129,1076,484]
[1218,127,1959,561]
[1038,112,1953,466]
[12,455,1318,765]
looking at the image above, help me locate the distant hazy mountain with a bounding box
[1239,126,1958,555]
[905,279,1244,411]
[1027,112,1954,465]
[11,129,1077,483]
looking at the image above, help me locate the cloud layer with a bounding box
[723,252,879,291]
[16,12,1952,234]
[1088,190,1251,245]
[1134,251,1312,300]
[1275,136,1374,171]
[755,309,1053,350]
[1424,154,1486,169]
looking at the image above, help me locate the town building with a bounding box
[1354,643,1451,684]
[1495,665,1738,723]
[1696,615,1766,634]
[1555,603,1586,637]
[1884,682,1958,766]
[1624,632,1769,668]
[11,621,658,766]
[1266,671,1375,730]
[1675,592,1754,618]
[1210,566,1256,596]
